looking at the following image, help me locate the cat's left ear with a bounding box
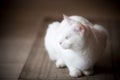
[74,23,86,35]
[63,14,74,24]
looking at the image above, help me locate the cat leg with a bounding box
[82,68,94,76]
[56,59,66,68]
[68,67,82,77]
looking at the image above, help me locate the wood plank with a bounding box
[19,18,49,79]
[0,9,41,79]
[0,78,17,80]
[0,63,23,79]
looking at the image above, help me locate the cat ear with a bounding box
[63,14,74,24]
[63,14,71,21]
[74,23,85,34]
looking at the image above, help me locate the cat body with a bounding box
[44,15,109,77]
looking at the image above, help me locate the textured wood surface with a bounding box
[19,17,120,80]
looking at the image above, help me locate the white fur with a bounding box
[44,15,109,77]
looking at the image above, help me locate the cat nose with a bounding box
[59,42,62,45]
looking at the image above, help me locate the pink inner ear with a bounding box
[74,25,83,32]
[74,24,85,35]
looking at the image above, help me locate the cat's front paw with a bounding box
[56,60,66,68]
[82,70,94,76]
[69,68,82,77]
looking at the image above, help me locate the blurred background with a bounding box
[0,0,120,80]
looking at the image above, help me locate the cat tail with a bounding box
[93,24,111,54]
[104,29,112,55]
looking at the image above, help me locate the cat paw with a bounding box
[82,70,94,76]
[56,60,66,68]
[69,68,82,77]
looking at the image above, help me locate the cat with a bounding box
[44,15,109,77]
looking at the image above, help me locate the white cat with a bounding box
[44,15,109,77]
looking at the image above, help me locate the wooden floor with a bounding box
[19,17,120,80]
[0,0,120,80]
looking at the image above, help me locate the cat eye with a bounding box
[65,36,69,39]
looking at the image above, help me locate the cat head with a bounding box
[59,15,89,51]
